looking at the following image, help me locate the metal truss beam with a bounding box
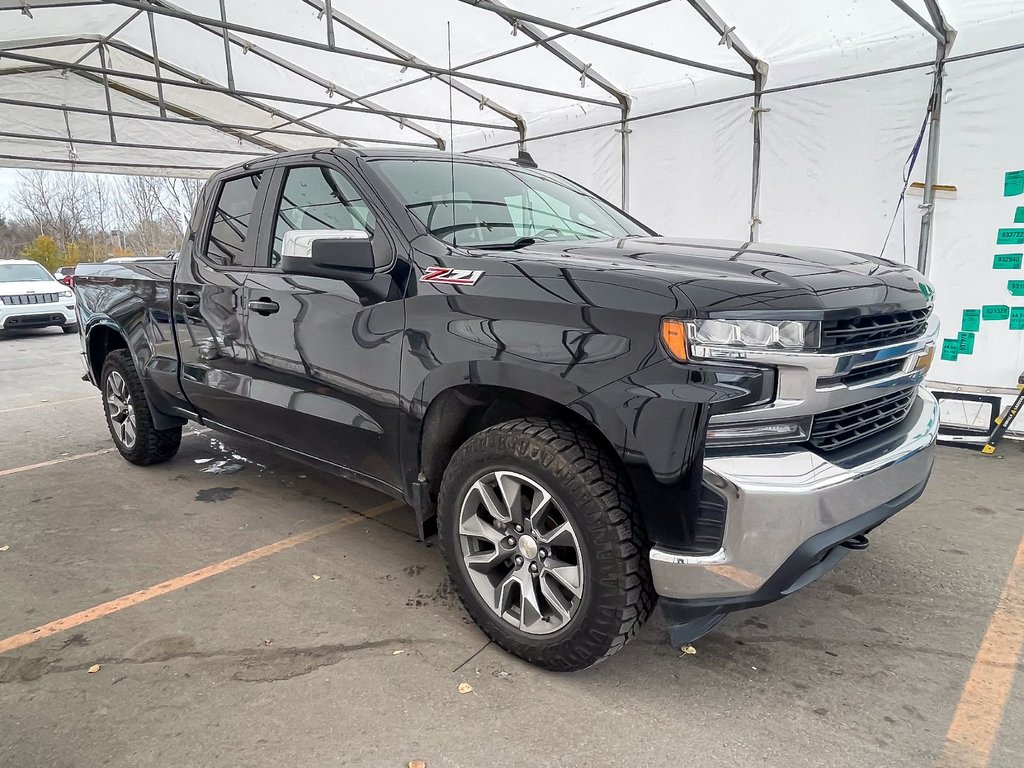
[150,0,444,148]
[0,48,519,137]
[268,0,666,140]
[0,95,438,147]
[93,0,619,108]
[458,0,752,80]
[0,128,268,157]
[301,0,526,143]
[890,0,946,44]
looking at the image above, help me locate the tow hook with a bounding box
[841,534,870,551]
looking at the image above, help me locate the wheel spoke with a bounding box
[470,480,512,524]
[518,568,545,631]
[458,513,505,546]
[537,521,575,548]
[495,472,525,525]
[543,558,583,599]
[122,416,136,447]
[539,573,573,624]
[492,571,518,614]
[465,547,508,574]
[527,485,554,529]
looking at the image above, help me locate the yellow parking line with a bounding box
[0,449,115,477]
[0,499,405,656]
[941,533,1024,767]
[0,396,96,414]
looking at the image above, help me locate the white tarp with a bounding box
[1,0,1023,430]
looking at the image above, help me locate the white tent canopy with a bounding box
[2,0,1024,429]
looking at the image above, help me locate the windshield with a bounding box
[0,262,55,283]
[374,159,651,247]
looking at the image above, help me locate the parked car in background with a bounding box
[54,265,76,287]
[74,148,939,671]
[0,259,78,336]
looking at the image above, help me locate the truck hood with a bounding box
[488,237,933,315]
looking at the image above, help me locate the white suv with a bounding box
[0,259,78,337]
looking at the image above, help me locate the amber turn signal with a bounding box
[661,318,689,361]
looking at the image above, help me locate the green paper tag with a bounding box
[997,229,1024,245]
[940,338,959,361]
[1009,280,1024,296]
[1016,207,1024,223]
[983,304,1011,320]
[962,308,981,331]
[957,331,975,354]
[1011,308,1024,330]
[994,253,1023,269]
[1006,170,1024,197]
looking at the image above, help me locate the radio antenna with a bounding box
[447,21,457,248]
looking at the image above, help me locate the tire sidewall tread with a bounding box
[100,349,181,466]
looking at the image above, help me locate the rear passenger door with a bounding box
[239,161,409,489]
[175,167,270,430]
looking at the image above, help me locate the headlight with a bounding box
[688,318,820,351]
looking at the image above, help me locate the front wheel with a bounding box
[438,418,655,671]
[100,349,181,465]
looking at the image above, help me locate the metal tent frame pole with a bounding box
[914,1,956,276]
[686,1,766,241]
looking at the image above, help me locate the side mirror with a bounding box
[280,229,375,279]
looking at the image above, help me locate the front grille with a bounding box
[0,292,61,305]
[810,386,917,452]
[821,308,931,352]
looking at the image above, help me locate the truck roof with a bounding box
[221,146,528,179]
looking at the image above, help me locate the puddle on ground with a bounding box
[192,437,267,475]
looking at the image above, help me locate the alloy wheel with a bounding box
[105,370,137,449]
[457,470,585,635]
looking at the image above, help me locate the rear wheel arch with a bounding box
[86,323,129,382]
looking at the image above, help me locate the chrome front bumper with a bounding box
[650,386,939,601]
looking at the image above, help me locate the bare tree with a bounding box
[13,170,91,249]
[115,176,185,256]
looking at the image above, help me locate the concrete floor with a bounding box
[1,329,1022,768]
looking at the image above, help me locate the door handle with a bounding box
[247,298,280,316]
[177,291,200,308]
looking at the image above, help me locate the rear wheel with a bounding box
[438,418,655,671]
[101,349,181,465]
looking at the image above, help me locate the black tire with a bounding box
[100,349,181,465]
[62,323,80,334]
[438,418,656,672]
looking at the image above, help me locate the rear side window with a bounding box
[269,166,376,268]
[204,172,263,267]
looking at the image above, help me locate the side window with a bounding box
[270,166,376,267]
[204,172,263,267]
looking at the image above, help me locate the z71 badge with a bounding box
[419,267,485,285]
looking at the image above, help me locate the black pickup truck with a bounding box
[75,148,939,671]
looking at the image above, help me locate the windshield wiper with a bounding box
[475,237,543,251]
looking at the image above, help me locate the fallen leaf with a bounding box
[457,682,473,694]
[0,545,9,552]
[392,649,406,655]
[87,664,101,674]
[408,761,427,768]
[311,574,321,581]
[681,645,697,655]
